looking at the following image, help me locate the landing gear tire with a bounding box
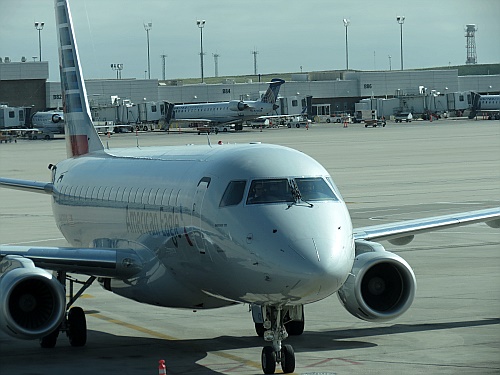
[40,328,59,348]
[284,308,305,336]
[255,322,265,337]
[281,344,295,373]
[285,319,304,336]
[67,306,87,347]
[261,346,276,374]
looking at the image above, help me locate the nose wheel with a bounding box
[260,306,296,374]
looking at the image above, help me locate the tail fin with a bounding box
[55,0,103,157]
[260,78,285,104]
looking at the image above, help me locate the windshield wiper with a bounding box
[287,179,313,209]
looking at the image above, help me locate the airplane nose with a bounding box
[283,236,353,302]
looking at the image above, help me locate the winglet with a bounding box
[260,78,285,104]
[55,0,103,157]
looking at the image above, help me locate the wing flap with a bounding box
[0,246,143,278]
[353,207,500,244]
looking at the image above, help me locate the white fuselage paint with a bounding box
[478,95,500,110]
[51,143,354,309]
[172,101,275,124]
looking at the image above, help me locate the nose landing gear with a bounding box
[260,306,296,374]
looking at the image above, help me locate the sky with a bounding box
[1,0,499,82]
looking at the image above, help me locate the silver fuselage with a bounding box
[172,101,275,124]
[52,143,354,309]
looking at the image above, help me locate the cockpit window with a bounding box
[295,177,338,201]
[219,180,246,207]
[246,177,338,205]
[247,179,292,204]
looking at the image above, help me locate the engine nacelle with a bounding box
[228,100,248,111]
[0,256,66,339]
[51,113,63,123]
[337,240,416,322]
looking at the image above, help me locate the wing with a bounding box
[0,177,53,194]
[0,245,143,278]
[353,207,500,245]
[0,178,145,279]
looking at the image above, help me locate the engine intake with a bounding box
[52,114,63,123]
[0,256,66,339]
[337,240,416,322]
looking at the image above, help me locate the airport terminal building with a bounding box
[1,59,499,121]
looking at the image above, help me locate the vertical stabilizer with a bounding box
[260,79,285,104]
[55,0,103,157]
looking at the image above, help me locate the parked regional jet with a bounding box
[469,92,500,120]
[0,1,499,374]
[31,110,65,134]
[170,79,284,125]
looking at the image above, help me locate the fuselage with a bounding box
[172,101,275,124]
[478,94,500,110]
[51,143,354,309]
[31,111,65,134]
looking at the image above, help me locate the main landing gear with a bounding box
[40,271,94,348]
[253,305,304,374]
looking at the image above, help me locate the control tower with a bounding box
[465,24,477,65]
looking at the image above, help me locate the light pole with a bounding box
[34,22,44,61]
[388,55,392,70]
[343,18,350,70]
[111,63,123,79]
[144,22,152,79]
[251,48,259,75]
[396,16,405,70]
[160,54,167,80]
[197,20,206,83]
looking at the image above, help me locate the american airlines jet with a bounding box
[0,1,499,374]
[171,79,284,125]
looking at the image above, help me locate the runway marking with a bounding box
[88,312,266,372]
[72,293,93,299]
[209,352,263,372]
[89,312,178,341]
[1,237,66,245]
[305,358,334,367]
[335,357,362,365]
[305,357,362,367]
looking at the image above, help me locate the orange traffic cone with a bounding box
[158,359,166,375]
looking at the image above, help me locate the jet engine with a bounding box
[337,240,416,322]
[228,100,249,111]
[0,256,66,339]
[51,113,63,123]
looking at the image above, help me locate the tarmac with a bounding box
[0,118,499,374]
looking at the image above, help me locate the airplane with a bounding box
[469,92,500,120]
[31,110,65,134]
[169,79,284,126]
[0,1,499,374]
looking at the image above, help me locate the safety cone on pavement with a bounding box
[158,359,167,374]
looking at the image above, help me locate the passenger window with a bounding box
[75,185,82,201]
[220,180,246,207]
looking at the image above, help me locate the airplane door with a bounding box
[192,177,211,254]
